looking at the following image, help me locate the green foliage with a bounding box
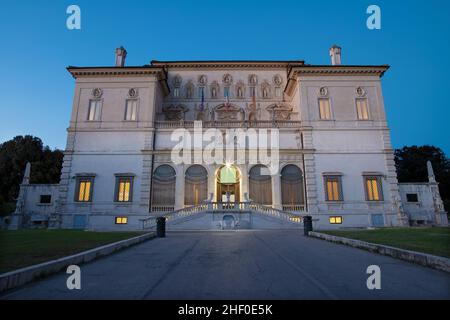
[0,135,63,214]
[395,145,450,211]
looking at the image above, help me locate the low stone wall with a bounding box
[309,231,450,273]
[0,232,156,293]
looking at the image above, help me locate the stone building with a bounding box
[9,46,448,230]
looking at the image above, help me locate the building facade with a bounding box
[9,46,448,230]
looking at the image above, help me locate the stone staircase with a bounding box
[140,201,305,230]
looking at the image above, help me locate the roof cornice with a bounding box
[66,66,165,79]
[150,60,305,69]
[291,65,390,77]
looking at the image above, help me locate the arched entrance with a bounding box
[216,165,240,202]
[249,165,272,205]
[185,165,208,206]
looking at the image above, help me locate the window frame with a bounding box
[323,175,343,202]
[406,193,419,203]
[355,98,370,120]
[318,98,332,120]
[39,194,52,204]
[124,99,138,121]
[115,217,128,224]
[329,216,343,224]
[87,99,102,121]
[114,175,134,203]
[74,176,95,203]
[364,175,384,201]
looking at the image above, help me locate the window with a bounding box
[87,100,102,121]
[318,98,331,120]
[125,99,137,121]
[115,176,134,202]
[75,177,94,202]
[173,87,180,98]
[356,98,369,120]
[406,193,419,203]
[40,195,52,204]
[324,176,343,201]
[329,216,343,224]
[365,176,383,201]
[115,217,128,224]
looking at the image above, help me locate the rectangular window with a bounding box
[115,176,133,202]
[356,98,369,120]
[125,100,137,121]
[75,177,94,202]
[324,176,343,201]
[318,98,331,120]
[115,217,128,224]
[173,87,179,98]
[406,193,419,202]
[40,195,52,204]
[365,176,383,201]
[87,100,102,121]
[329,216,343,224]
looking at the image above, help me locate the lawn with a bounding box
[321,227,450,258]
[0,229,145,274]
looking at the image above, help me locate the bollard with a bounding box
[156,217,166,238]
[303,216,313,236]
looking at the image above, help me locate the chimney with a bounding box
[115,46,127,67]
[329,45,342,65]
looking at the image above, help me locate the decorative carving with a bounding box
[185,81,194,99]
[92,88,103,98]
[223,74,233,84]
[210,81,219,99]
[261,81,271,99]
[235,81,245,99]
[273,74,283,86]
[214,103,243,121]
[246,101,258,121]
[173,75,182,87]
[248,74,258,85]
[266,103,293,120]
[356,86,366,97]
[195,104,209,121]
[198,75,207,85]
[162,104,187,121]
[319,87,328,97]
[128,88,138,98]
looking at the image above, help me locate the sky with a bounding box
[0,0,449,153]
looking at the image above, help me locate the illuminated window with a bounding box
[324,175,343,201]
[75,176,94,202]
[115,217,128,224]
[365,176,383,201]
[318,98,331,120]
[87,100,102,121]
[356,98,369,120]
[125,100,137,121]
[115,176,134,202]
[329,216,343,224]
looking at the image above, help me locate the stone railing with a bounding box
[140,203,207,230]
[154,120,302,129]
[282,204,305,212]
[249,202,303,224]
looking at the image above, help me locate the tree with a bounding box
[395,145,450,211]
[0,135,63,215]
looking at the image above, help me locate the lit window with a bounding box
[115,217,128,224]
[365,176,383,201]
[125,99,137,121]
[87,100,102,121]
[356,98,369,120]
[115,176,133,202]
[324,176,343,201]
[75,177,94,202]
[329,216,343,224]
[318,98,331,120]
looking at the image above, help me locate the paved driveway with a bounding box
[2,230,449,299]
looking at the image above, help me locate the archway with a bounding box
[216,165,240,202]
[185,165,208,206]
[249,165,272,205]
[151,165,176,211]
[281,164,304,211]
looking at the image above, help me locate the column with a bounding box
[271,173,282,210]
[175,164,185,210]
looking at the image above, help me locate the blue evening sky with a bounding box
[0,0,449,153]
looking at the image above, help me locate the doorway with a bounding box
[216,165,240,203]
